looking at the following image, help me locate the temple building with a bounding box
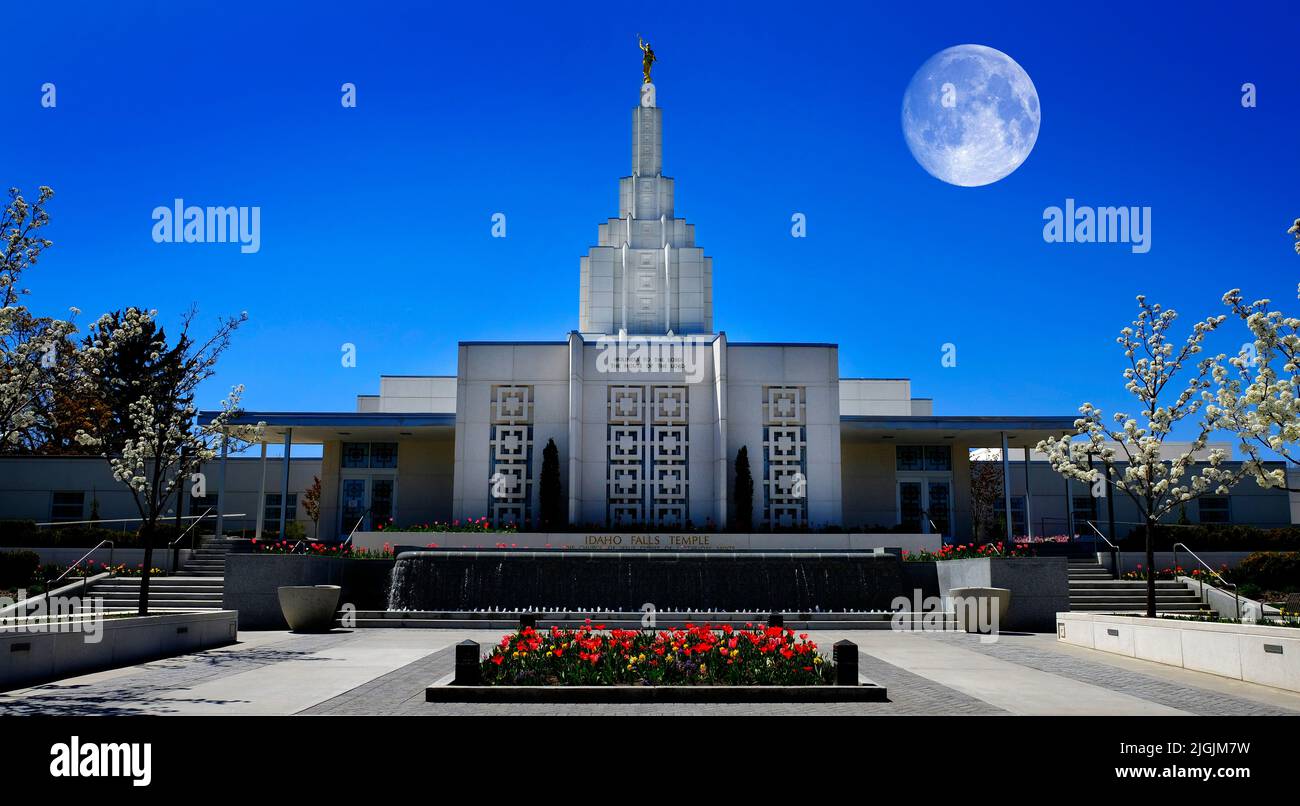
[178,80,1102,542]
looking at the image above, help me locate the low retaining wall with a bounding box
[2,547,192,573]
[0,609,237,691]
[918,557,1068,632]
[223,554,395,629]
[1097,551,1254,574]
[1057,612,1300,693]
[353,530,940,554]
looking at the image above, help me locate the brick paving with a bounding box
[0,633,351,716]
[5,627,1297,716]
[915,631,1299,716]
[300,647,1006,716]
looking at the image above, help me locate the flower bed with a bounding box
[377,517,517,534]
[1121,563,1228,581]
[479,623,832,686]
[1156,612,1300,629]
[902,542,1029,562]
[250,539,394,559]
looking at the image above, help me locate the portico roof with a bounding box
[196,411,455,444]
[840,415,1078,447]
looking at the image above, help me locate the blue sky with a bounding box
[5,1,1297,457]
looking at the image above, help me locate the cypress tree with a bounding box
[539,438,564,529]
[734,445,754,532]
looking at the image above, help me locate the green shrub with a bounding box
[1233,552,1300,593]
[1125,525,1300,551]
[0,550,41,588]
[0,522,183,549]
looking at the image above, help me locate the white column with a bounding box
[713,333,729,529]
[1000,432,1013,544]
[566,332,584,526]
[279,428,293,536]
[255,440,267,538]
[215,429,228,538]
[1022,447,1034,540]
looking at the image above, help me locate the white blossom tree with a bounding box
[1215,287,1300,491]
[77,307,261,615]
[1213,221,1300,491]
[1036,296,1244,617]
[0,187,82,451]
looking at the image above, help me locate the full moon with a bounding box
[901,44,1041,187]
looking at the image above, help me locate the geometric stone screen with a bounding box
[489,384,533,527]
[762,385,807,528]
[606,384,689,527]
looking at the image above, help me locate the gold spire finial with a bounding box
[637,34,656,84]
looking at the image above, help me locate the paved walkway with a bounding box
[4,628,1300,716]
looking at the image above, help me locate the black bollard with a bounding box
[833,639,858,686]
[767,612,784,628]
[454,640,481,685]
[519,612,538,630]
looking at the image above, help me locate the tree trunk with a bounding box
[1144,515,1156,618]
[138,524,154,617]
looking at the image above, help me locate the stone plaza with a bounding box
[4,627,1298,717]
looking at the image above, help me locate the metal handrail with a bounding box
[1172,541,1240,621]
[1082,520,1119,551]
[45,539,115,603]
[1083,520,1121,580]
[170,508,214,547]
[339,509,370,549]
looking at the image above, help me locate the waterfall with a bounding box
[386,549,903,613]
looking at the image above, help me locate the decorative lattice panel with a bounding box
[490,385,533,527]
[606,384,689,527]
[650,386,688,527]
[763,385,807,528]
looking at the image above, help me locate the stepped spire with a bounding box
[576,77,713,336]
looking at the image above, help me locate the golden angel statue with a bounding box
[638,35,656,84]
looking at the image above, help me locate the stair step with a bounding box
[1070,604,1211,612]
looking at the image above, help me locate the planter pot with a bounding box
[947,586,1011,634]
[277,585,341,632]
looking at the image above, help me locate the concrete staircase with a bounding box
[85,536,228,611]
[1068,559,1210,614]
[174,536,230,578]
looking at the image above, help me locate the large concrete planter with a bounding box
[277,585,341,632]
[933,557,1068,632]
[948,586,1011,634]
[223,554,395,629]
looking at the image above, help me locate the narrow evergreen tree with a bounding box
[539,438,564,530]
[733,446,754,532]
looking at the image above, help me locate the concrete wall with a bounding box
[4,548,192,573]
[223,554,394,629]
[725,343,842,528]
[353,530,940,553]
[932,556,1069,632]
[0,610,237,691]
[0,455,321,537]
[1058,612,1300,693]
[991,456,1292,539]
[1097,550,1257,574]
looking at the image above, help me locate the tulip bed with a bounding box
[480,623,834,686]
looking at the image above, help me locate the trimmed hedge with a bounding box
[0,520,183,549]
[1233,552,1300,594]
[1124,524,1300,551]
[0,550,40,588]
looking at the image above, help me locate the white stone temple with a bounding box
[208,81,1078,541]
